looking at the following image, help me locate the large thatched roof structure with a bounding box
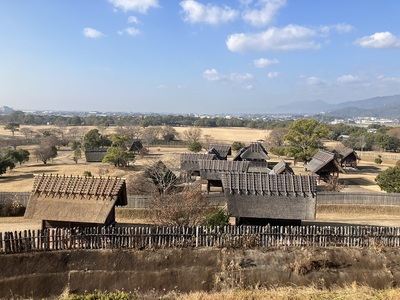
[220,172,317,222]
[129,140,143,153]
[331,144,359,168]
[25,174,127,228]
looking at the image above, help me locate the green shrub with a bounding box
[188,141,202,152]
[374,157,382,165]
[83,171,93,177]
[203,207,230,227]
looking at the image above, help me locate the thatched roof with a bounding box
[144,160,177,191]
[180,153,216,171]
[220,172,317,197]
[331,144,359,161]
[233,142,270,161]
[208,144,232,158]
[84,148,108,162]
[199,160,250,181]
[270,159,294,175]
[25,174,127,224]
[129,140,143,152]
[306,149,344,174]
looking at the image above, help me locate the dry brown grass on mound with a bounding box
[65,285,400,300]
[317,204,400,215]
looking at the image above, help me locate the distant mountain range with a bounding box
[2,95,400,119]
[269,94,400,119]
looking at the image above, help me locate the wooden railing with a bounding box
[1,225,400,254]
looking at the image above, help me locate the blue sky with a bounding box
[1,0,400,114]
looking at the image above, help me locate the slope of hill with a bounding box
[270,95,400,118]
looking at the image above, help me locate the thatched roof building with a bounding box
[180,153,215,177]
[334,144,359,168]
[199,160,250,193]
[269,159,294,175]
[24,174,127,228]
[220,172,317,224]
[84,148,108,162]
[129,140,143,153]
[233,142,270,168]
[144,161,178,194]
[306,149,344,180]
[207,144,232,160]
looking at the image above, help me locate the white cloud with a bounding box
[108,0,159,13]
[377,75,400,84]
[128,16,139,24]
[227,24,321,53]
[337,74,361,84]
[203,68,253,83]
[306,76,327,86]
[253,57,279,68]
[124,27,141,36]
[180,0,238,25]
[267,71,279,78]
[354,31,400,49]
[203,68,221,81]
[242,0,286,27]
[82,27,104,38]
[244,84,254,90]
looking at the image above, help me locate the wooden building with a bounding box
[24,174,127,229]
[207,144,232,160]
[199,160,250,193]
[269,159,294,175]
[143,160,177,194]
[84,147,109,162]
[233,142,270,168]
[306,149,344,181]
[334,145,359,168]
[180,153,215,178]
[220,172,317,224]
[129,140,143,153]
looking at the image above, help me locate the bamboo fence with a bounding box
[1,225,400,254]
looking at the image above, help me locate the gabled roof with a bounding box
[144,160,177,190]
[332,144,359,160]
[270,159,294,175]
[306,149,344,174]
[199,160,250,172]
[25,174,127,224]
[180,153,215,164]
[233,142,270,161]
[84,148,108,162]
[220,172,317,197]
[207,148,223,160]
[208,144,232,158]
[129,140,143,152]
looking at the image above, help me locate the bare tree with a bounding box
[182,127,202,144]
[149,184,207,226]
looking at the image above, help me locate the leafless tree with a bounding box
[182,127,202,144]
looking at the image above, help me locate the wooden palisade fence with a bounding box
[1,225,400,254]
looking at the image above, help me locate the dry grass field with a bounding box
[1,125,400,230]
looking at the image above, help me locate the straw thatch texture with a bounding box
[25,174,127,225]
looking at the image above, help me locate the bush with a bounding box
[0,200,26,217]
[375,157,383,164]
[188,141,202,152]
[232,141,245,152]
[83,171,93,177]
[203,207,230,226]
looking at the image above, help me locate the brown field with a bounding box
[1,125,399,230]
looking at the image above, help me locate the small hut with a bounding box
[221,172,317,225]
[129,140,143,153]
[199,160,250,193]
[207,144,232,160]
[233,142,270,168]
[84,147,109,162]
[24,174,127,229]
[335,145,359,168]
[306,149,344,181]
